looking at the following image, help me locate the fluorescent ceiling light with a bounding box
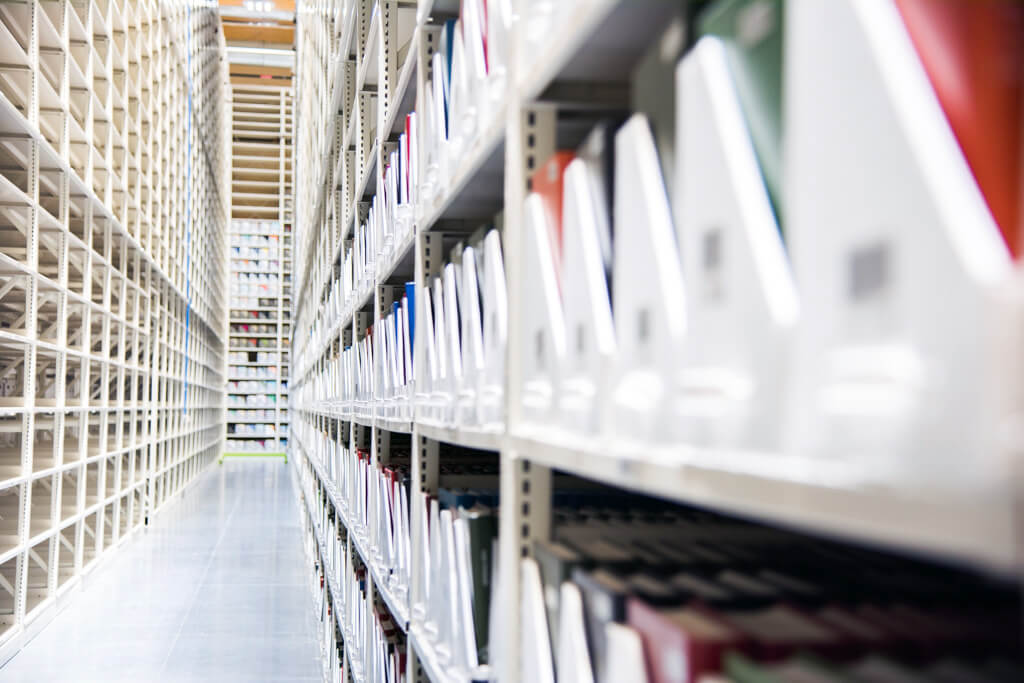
[226,47,295,68]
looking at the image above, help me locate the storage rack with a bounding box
[0,0,229,663]
[225,85,293,456]
[289,2,1024,682]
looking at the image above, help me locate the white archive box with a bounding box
[416,230,508,431]
[457,246,486,427]
[557,138,615,437]
[431,275,454,424]
[400,291,415,422]
[374,294,414,423]
[503,0,1024,504]
[606,114,686,445]
[518,192,566,431]
[477,230,509,430]
[415,6,509,214]
[782,0,1022,491]
[671,36,797,452]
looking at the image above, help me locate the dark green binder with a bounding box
[698,0,784,230]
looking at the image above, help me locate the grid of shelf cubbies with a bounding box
[226,85,293,454]
[290,2,1024,682]
[0,0,229,661]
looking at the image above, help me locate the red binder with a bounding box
[896,0,1024,257]
[627,598,749,683]
[531,151,576,273]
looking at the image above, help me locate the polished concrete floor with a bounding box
[0,457,321,682]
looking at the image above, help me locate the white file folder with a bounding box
[420,72,441,203]
[784,0,1014,488]
[519,193,566,429]
[458,245,485,427]
[558,158,615,436]
[602,623,647,683]
[406,112,419,208]
[446,22,471,166]
[782,0,1015,491]
[425,497,442,637]
[520,558,556,683]
[608,114,686,444]
[478,230,508,429]
[416,284,438,421]
[443,264,462,426]
[453,517,479,670]
[401,294,414,420]
[485,0,512,107]
[672,37,798,452]
[556,581,596,683]
[438,509,460,666]
[431,51,450,190]
[430,277,451,424]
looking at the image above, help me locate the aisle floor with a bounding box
[0,458,321,682]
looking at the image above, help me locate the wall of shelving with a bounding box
[226,217,292,454]
[0,0,230,664]
[225,85,293,455]
[289,1,1024,682]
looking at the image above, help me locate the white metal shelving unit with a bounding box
[225,84,293,456]
[0,0,230,665]
[290,1,1024,682]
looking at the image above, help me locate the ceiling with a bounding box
[219,0,295,88]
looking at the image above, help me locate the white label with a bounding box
[849,242,889,301]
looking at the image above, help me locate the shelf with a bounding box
[375,416,412,435]
[382,29,419,139]
[354,141,379,203]
[409,625,461,683]
[417,99,507,231]
[227,99,291,479]
[374,227,416,287]
[294,428,409,634]
[0,2,226,661]
[416,422,501,452]
[295,283,375,384]
[356,4,380,93]
[509,433,1018,574]
[516,0,674,101]
[228,307,287,313]
[286,2,1024,682]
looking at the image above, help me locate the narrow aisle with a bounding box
[0,459,320,683]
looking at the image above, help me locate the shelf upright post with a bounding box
[278,88,289,451]
[354,417,371,455]
[379,0,397,143]
[50,0,73,600]
[97,219,114,536]
[13,0,45,628]
[358,0,373,71]
[374,425,391,471]
[497,94,556,681]
[145,285,162,524]
[409,432,437,615]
